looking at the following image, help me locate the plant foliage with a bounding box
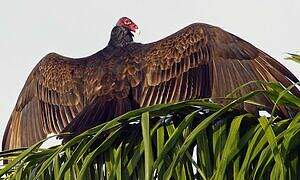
[0,81,299,180]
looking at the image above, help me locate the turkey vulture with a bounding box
[2,17,299,150]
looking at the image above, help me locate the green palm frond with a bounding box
[0,81,299,180]
[286,53,300,63]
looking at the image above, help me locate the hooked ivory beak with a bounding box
[133,28,141,36]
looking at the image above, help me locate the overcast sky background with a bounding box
[0,0,299,147]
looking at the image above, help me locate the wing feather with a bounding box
[2,53,103,150]
[127,23,299,115]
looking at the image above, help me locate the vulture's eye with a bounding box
[124,20,131,25]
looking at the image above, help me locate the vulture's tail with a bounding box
[60,96,137,142]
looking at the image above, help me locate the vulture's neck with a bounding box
[108,26,134,47]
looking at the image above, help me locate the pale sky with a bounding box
[0,0,299,147]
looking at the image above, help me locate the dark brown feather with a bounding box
[127,23,299,117]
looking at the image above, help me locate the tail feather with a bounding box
[61,96,135,142]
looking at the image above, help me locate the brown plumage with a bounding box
[3,17,299,150]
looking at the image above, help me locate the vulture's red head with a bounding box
[116,17,140,34]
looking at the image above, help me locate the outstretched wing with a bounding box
[127,23,299,113]
[62,23,300,141]
[2,53,93,150]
